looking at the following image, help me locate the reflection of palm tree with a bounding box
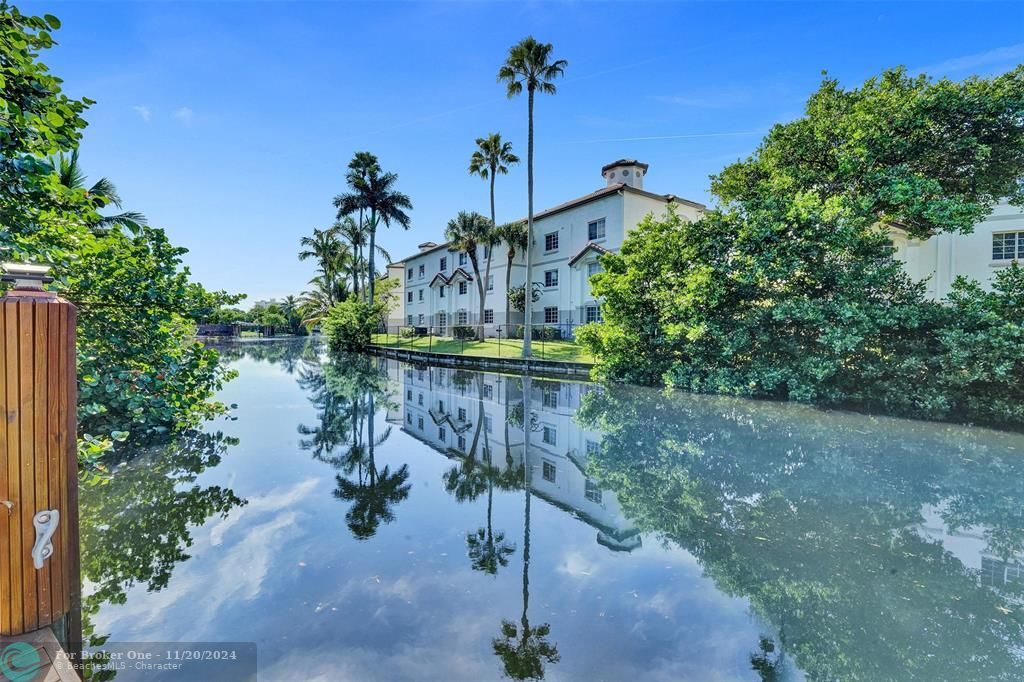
[750,636,785,682]
[492,375,559,679]
[332,393,411,540]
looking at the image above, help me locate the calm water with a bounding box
[80,338,1024,681]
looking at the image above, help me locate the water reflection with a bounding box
[80,430,245,676]
[79,340,1024,681]
[577,385,1024,681]
[299,353,411,540]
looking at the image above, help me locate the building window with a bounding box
[459,281,468,295]
[418,264,425,278]
[588,218,606,241]
[487,274,494,291]
[457,310,468,325]
[418,313,424,324]
[458,407,467,421]
[438,399,445,412]
[438,311,447,329]
[484,309,494,324]
[406,413,412,424]
[542,386,558,408]
[544,307,558,324]
[459,252,468,266]
[407,291,413,303]
[542,459,556,482]
[482,383,493,399]
[584,479,602,503]
[439,426,446,441]
[418,393,424,406]
[407,268,413,280]
[440,256,447,271]
[544,269,558,288]
[418,289,424,301]
[483,415,493,433]
[585,305,602,323]
[417,370,425,381]
[993,231,1023,261]
[484,245,491,259]
[406,389,413,401]
[544,232,559,252]
[542,426,556,446]
[417,416,424,430]
[439,286,445,298]
[586,440,600,455]
[407,314,413,325]
[458,435,467,451]
[587,261,601,277]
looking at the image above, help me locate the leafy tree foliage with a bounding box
[580,67,1024,425]
[1,5,240,453]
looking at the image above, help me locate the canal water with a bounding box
[80,338,1024,681]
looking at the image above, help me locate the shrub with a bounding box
[512,325,561,341]
[452,325,477,340]
[323,299,388,352]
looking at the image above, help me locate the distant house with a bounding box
[891,201,1023,300]
[391,159,705,336]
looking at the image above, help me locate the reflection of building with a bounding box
[917,504,1023,598]
[391,360,640,552]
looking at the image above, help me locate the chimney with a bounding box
[601,159,648,190]
[417,241,438,253]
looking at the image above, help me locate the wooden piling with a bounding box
[0,285,78,639]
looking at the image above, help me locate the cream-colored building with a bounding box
[891,201,1023,299]
[390,159,704,336]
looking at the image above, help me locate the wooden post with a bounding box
[0,263,79,647]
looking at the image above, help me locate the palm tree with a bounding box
[51,149,147,232]
[495,220,528,337]
[299,227,352,304]
[498,37,567,357]
[469,133,520,230]
[445,211,497,340]
[337,156,412,305]
[335,152,379,300]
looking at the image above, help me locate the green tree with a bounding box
[50,149,146,232]
[445,210,497,339]
[336,155,411,305]
[495,220,528,335]
[469,132,519,233]
[498,37,567,357]
[580,66,1024,424]
[334,152,381,299]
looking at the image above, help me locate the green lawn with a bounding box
[370,333,593,363]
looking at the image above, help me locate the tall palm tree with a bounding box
[498,37,567,357]
[495,220,528,336]
[469,133,520,230]
[337,157,412,305]
[335,152,379,300]
[446,211,498,340]
[51,149,147,232]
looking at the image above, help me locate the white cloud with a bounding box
[132,105,151,122]
[173,106,195,125]
[915,43,1024,76]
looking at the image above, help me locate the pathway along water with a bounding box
[78,338,1024,681]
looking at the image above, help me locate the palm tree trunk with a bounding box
[523,88,535,358]
[368,211,377,305]
[504,251,514,339]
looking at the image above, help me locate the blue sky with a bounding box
[23,1,1024,303]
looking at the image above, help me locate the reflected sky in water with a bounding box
[81,339,1024,681]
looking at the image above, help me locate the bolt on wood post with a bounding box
[0,265,80,651]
